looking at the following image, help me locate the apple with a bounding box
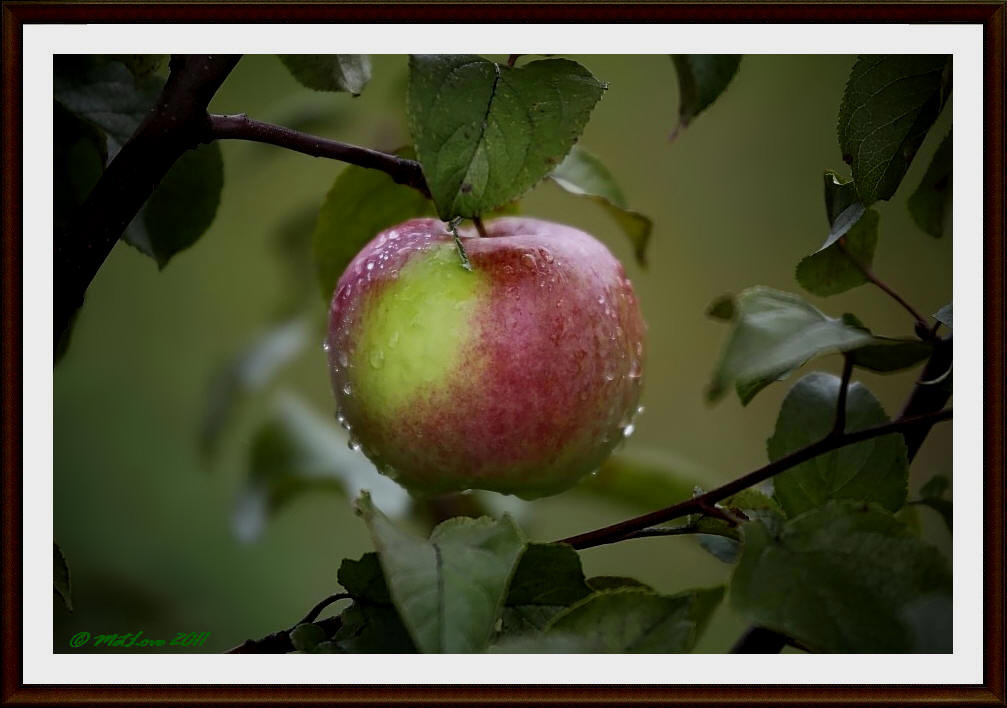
[325,217,646,499]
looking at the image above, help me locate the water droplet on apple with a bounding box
[521,253,537,270]
[322,340,331,353]
[637,405,645,415]
[348,438,362,452]
[388,331,400,349]
[342,382,353,396]
[623,422,636,438]
[369,349,385,369]
[338,351,349,369]
[366,261,374,271]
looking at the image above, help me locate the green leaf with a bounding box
[338,553,392,604]
[820,171,867,249]
[544,586,724,653]
[933,303,952,329]
[232,394,408,543]
[54,543,72,611]
[908,131,952,238]
[312,147,434,300]
[408,55,605,219]
[914,474,952,532]
[122,142,224,268]
[920,474,950,499]
[290,623,330,653]
[354,491,525,653]
[837,55,950,205]
[500,543,592,635]
[54,102,107,237]
[796,208,879,296]
[53,55,162,160]
[706,287,874,404]
[575,448,705,510]
[769,372,908,517]
[731,500,952,652]
[670,55,741,132]
[847,337,933,373]
[278,55,372,96]
[549,145,653,267]
[332,553,416,652]
[200,318,310,459]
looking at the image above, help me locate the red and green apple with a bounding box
[325,217,646,499]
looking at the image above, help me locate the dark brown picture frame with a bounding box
[2,1,1003,704]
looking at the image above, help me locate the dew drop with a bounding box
[366,261,374,271]
[369,349,385,369]
[388,331,400,349]
[342,382,353,396]
[623,423,636,438]
[348,438,362,452]
[637,405,646,415]
[338,351,349,369]
[521,253,537,270]
[322,340,332,353]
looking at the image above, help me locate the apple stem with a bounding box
[446,219,473,271]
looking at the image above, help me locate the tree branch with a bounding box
[205,114,430,197]
[837,242,931,331]
[832,354,854,436]
[556,408,952,550]
[55,54,242,351]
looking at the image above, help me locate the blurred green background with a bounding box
[54,54,952,653]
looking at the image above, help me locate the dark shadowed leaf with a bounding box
[848,337,933,373]
[837,55,950,205]
[707,287,874,404]
[670,55,741,134]
[549,145,653,266]
[54,103,107,238]
[913,474,952,532]
[331,553,416,652]
[312,147,434,300]
[820,171,866,249]
[933,303,952,328]
[500,543,592,635]
[731,500,952,652]
[290,623,340,653]
[231,394,408,543]
[769,372,908,517]
[53,55,162,160]
[797,208,879,296]
[908,131,952,238]
[122,142,224,268]
[116,54,167,80]
[54,543,72,611]
[408,55,605,219]
[543,586,724,653]
[354,491,525,653]
[278,55,372,96]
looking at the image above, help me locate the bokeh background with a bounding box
[53,54,953,653]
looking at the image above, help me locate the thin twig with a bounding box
[206,113,430,197]
[298,593,351,625]
[836,242,930,330]
[832,355,854,436]
[556,408,952,550]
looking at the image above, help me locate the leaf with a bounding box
[796,209,879,296]
[914,474,952,532]
[53,55,162,160]
[290,623,330,653]
[820,171,867,249]
[200,317,310,459]
[354,491,525,653]
[54,543,72,611]
[706,287,874,404]
[575,448,705,510]
[231,394,409,543]
[544,586,724,653]
[117,54,167,80]
[670,55,741,133]
[332,553,416,652]
[731,500,952,652]
[499,543,592,635]
[933,303,952,328]
[847,337,933,373]
[549,145,653,267]
[54,102,107,237]
[908,131,952,238]
[837,55,950,205]
[278,55,372,96]
[408,54,605,219]
[312,147,434,300]
[122,142,224,268]
[769,372,909,517]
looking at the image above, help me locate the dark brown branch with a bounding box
[55,54,242,352]
[206,113,430,197]
[832,354,854,436]
[730,626,789,653]
[836,242,930,330]
[899,335,953,462]
[557,408,952,550]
